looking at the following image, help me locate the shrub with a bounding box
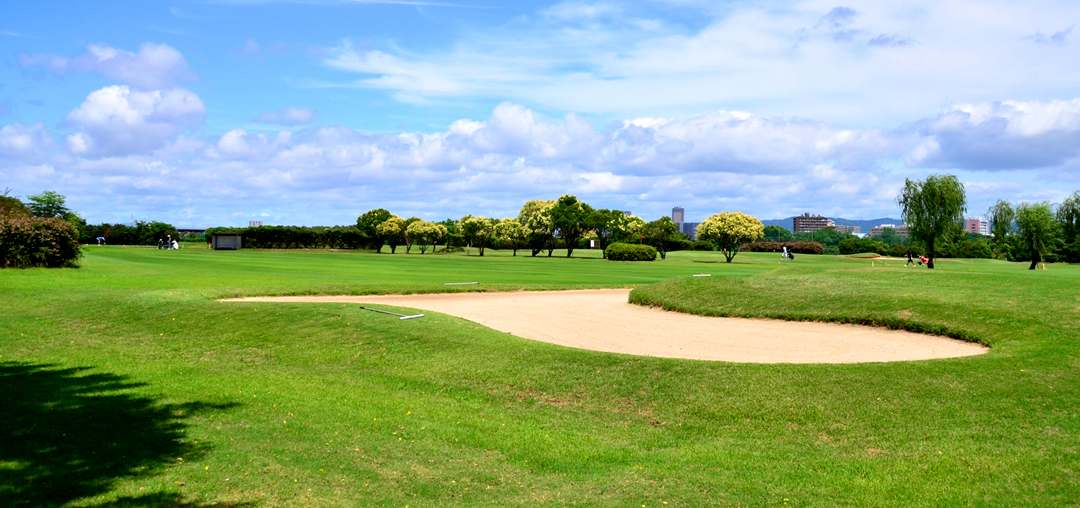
[740,241,825,255]
[605,242,657,261]
[203,225,366,249]
[0,215,82,268]
[838,237,889,255]
[691,240,715,251]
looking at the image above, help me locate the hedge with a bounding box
[203,225,367,249]
[605,242,657,261]
[740,241,825,255]
[81,221,180,246]
[0,215,82,268]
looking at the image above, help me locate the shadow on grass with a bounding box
[0,362,247,507]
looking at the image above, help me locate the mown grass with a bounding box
[1,247,1078,507]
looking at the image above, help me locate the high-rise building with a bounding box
[672,207,685,224]
[831,225,861,234]
[793,213,835,233]
[869,224,909,237]
[965,218,989,236]
[249,220,264,227]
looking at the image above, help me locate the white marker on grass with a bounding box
[359,306,424,320]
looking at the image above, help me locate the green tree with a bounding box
[356,208,392,249]
[549,194,594,258]
[586,209,616,258]
[402,217,421,253]
[460,215,496,256]
[1015,201,1059,270]
[27,190,71,218]
[646,216,680,260]
[518,200,555,257]
[897,174,966,269]
[405,220,441,254]
[495,218,526,256]
[0,189,30,217]
[376,216,406,254]
[762,225,793,242]
[986,199,1016,259]
[1056,191,1080,263]
[696,212,765,263]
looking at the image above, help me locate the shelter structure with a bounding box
[212,233,242,250]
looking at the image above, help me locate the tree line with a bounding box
[353,195,768,262]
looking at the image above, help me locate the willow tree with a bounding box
[695,212,764,263]
[986,199,1016,257]
[897,174,966,269]
[1016,201,1058,270]
[1057,191,1080,263]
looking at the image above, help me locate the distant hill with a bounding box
[760,217,903,233]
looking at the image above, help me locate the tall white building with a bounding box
[672,207,685,224]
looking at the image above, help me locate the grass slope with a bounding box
[1,247,1077,507]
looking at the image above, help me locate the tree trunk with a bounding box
[1029,251,1041,270]
[927,238,935,269]
[466,242,472,255]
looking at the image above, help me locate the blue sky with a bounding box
[2,0,1079,227]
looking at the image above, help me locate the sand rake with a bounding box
[359,306,425,320]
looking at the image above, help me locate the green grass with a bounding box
[1,247,1078,507]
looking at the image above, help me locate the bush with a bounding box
[0,215,82,268]
[691,240,715,251]
[838,237,889,255]
[605,242,657,261]
[740,241,825,255]
[203,225,366,249]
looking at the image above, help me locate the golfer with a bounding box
[906,252,915,267]
[782,245,789,260]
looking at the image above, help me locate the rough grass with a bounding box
[1,247,1078,507]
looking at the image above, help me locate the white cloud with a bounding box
[906,99,1080,170]
[253,107,320,125]
[5,99,1080,225]
[318,1,1080,126]
[0,123,52,161]
[64,86,206,157]
[18,42,197,90]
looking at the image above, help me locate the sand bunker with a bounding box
[225,289,987,363]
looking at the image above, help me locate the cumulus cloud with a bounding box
[64,86,206,157]
[253,107,319,126]
[0,123,52,160]
[906,99,1080,170]
[6,99,1080,226]
[18,43,197,90]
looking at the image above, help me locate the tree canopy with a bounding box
[1056,191,1080,263]
[646,216,680,260]
[549,194,594,258]
[897,174,966,269]
[1015,201,1059,269]
[27,190,71,219]
[696,212,765,263]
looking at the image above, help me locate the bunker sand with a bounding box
[227,289,987,363]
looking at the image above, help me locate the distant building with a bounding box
[869,224,909,237]
[831,225,861,235]
[965,218,989,236]
[672,207,685,224]
[621,211,632,216]
[681,222,701,240]
[249,220,264,227]
[793,213,835,233]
